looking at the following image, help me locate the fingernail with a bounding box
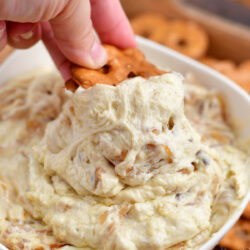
[59,60,71,81]
[19,30,34,40]
[90,41,107,68]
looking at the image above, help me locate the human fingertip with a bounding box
[72,40,108,69]
[7,22,33,40]
[123,36,137,48]
[90,41,108,68]
[0,21,6,38]
[7,23,41,49]
[59,60,71,81]
[17,23,35,41]
[121,28,137,48]
[19,30,34,40]
[0,21,7,51]
[0,21,5,30]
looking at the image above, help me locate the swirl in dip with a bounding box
[0,70,249,249]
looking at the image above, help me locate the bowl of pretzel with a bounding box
[130,13,250,94]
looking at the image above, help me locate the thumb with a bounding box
[50,0,107,68]
[0,0,107,68]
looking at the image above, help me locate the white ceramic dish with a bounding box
[0,37,249,250]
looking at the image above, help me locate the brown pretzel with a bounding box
[219,219,250,249]
[67,45,165,90]
[161,20,208,59]
[242,202,250,219]
[131,13,168,43]
[200,57,236,73]
[201,58,250,93]
[131,14,208,59]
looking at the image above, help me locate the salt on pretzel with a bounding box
[66,45,165,90]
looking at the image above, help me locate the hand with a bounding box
[0,0,136,79]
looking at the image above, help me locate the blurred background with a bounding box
[120,0,250,249]
[121,0,250,95]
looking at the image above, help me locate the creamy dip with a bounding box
[0,70,249,250]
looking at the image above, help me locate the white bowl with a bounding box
[0,37,249,250]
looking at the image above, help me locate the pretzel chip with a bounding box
[67,45,165,91]
[131,14,208,59]
[200,57,236,73]
[219,220,250,249]
[242,202,250,219]
[131,13,168,42]
[161,20,208,59]
[201,58,250,93]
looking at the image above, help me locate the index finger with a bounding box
[41,22,71,81]
[1,0,107,68]
[90,0,136,48]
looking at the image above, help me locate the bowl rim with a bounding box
[137,36,250,250]
[0,37,249,250]
[137,36,250,101]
